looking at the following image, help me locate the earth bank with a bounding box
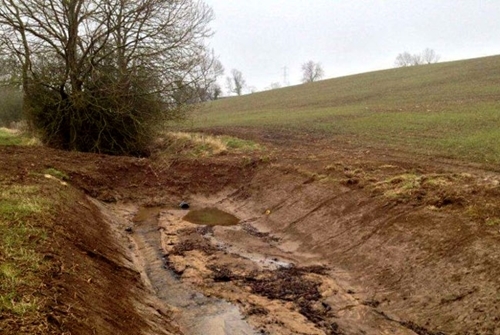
[1,142,499,334]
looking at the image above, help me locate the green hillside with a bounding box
[192,55,500,164]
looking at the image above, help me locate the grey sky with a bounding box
[204,0,500,92]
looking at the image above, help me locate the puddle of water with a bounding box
[130,206,257,335]
[183,207,240,226]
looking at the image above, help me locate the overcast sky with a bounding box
[204,0,500,92]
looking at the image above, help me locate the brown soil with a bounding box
[1,127,500,334]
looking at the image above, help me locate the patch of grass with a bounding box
[0,184,50,318]
[0,185,46,220]
[191,55,500,164]
[0,128,41,146]
[222,135,261,150]
[43,167,70,181]
[0,128,25,145]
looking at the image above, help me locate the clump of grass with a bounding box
[486,218,500,226]
[374,173,462,201]
[0,128,24,145]
[467,202,500,226]
[324,162,344,172]
[0,185,46,219]
[154,131,261,157]
[223,135,260,150]
[168,131,227,155]
[375,173,422,199]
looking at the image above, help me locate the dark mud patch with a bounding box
[206,264,340,333]
[241,222,280,242]
[246,267,342,334]
[208,264,235,282]
[169,238,218,256]
[376,311,448,335]
[183,207,240,226]
[400,321,447,335]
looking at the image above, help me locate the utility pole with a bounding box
[282,66,289,86]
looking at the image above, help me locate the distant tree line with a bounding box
[395,48,440,67]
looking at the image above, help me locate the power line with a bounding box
[282,66,289,86]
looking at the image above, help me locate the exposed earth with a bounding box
[1,128,499,334]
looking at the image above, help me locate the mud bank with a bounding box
[210,168,500,335]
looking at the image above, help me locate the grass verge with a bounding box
[0,184,50,320]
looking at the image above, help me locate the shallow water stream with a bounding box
[130,207,258,335]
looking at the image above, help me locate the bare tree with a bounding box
[0,54,21,87]
[192,51,224,101]
[208,83,222,100]
[422,48,440,64]
[301,61,324,83]
[267,82,281,90]
[411,53,423,66]
[226,69,246,96]
[206,58,225,100]
[395,52,417,67]
[0,0,215,155]
[395,49,440,67]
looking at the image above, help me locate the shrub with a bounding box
[0,87,23,127]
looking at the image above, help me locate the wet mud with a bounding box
[127,206,258,335]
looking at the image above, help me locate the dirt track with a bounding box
[1,133,500,334]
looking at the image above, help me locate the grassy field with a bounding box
[192,55,500,164]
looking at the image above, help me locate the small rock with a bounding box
[179,201,190,209]
[321,301,332,311]
[125,227,133,233]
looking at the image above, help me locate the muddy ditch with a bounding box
[95,166,500,334]
[102,200,427,334]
